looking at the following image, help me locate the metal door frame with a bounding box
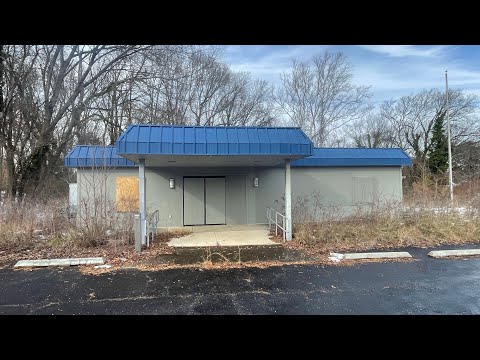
[183,176,226,226]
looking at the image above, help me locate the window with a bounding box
[116,176,139,212]
[353,176,377,205]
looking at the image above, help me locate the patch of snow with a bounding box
[328,252,344,262]
[105,229,116,237]
[94,264,112,269]
[404,206,479,218]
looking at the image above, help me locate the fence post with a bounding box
[267,208,271,229]
[134,213,141,252]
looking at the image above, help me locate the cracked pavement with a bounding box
[1,247,480,314]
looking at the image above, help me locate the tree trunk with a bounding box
[5,148,15,198]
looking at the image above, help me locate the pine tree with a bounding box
[428,113,449,175]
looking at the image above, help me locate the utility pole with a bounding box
[445,70,454,204]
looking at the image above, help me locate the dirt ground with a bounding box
[0,231,183,269]
[0,225,472,274]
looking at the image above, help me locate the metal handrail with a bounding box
[146,210,159,247]
[266,207,289,241]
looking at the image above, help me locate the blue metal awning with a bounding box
[291,148,412,167]
[64,146,137,168]
[115,125,313,158]
[64,127,412,168]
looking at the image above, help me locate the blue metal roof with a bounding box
[291,148,412,167]
[115,125,313,157]
[64,128,412,168]
[64,146,137,168]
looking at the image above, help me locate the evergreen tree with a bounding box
[428,113,449,174]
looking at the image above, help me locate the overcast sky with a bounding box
[223,45,480,105]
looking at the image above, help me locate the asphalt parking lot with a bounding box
[1,246,480,314]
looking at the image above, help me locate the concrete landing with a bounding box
[168,224,276,247]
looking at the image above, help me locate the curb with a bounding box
[14,257,105,268]
[329,251,412,262]
[428,249,480,258]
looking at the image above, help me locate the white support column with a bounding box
[285,160,292,241]
[139,158,146,245]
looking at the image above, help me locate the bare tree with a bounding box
[217,75,276,126]
[453,141,480,183]
[0,45,148,198]
[0,45,40,197]
[131,46,276,128]
[134,46,201,126]
[380,88,479,184]
[381,88,479,162]
[276,51,372,146]
[83,51,148,144]
[349,112,394,148]
[187,51,232,125]
[0,45,3,193]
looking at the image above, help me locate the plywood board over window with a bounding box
[116,176,139,212]
[353,176,377,204]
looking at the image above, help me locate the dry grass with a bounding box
[0,197,135,251]
[79,259,320,275]
[404,179,480,209]
[4,181,480,270]
[0,193,195,269]
[291,206,480,257]
[0,198,72,251]
[0,198,191,266]
[1,228,191,268]
[288,185,480,257]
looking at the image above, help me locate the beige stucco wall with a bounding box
[77,166,258,228]
[255,167,403,222]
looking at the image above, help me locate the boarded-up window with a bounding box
[353,177,377,204]
[116,176,139,212]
